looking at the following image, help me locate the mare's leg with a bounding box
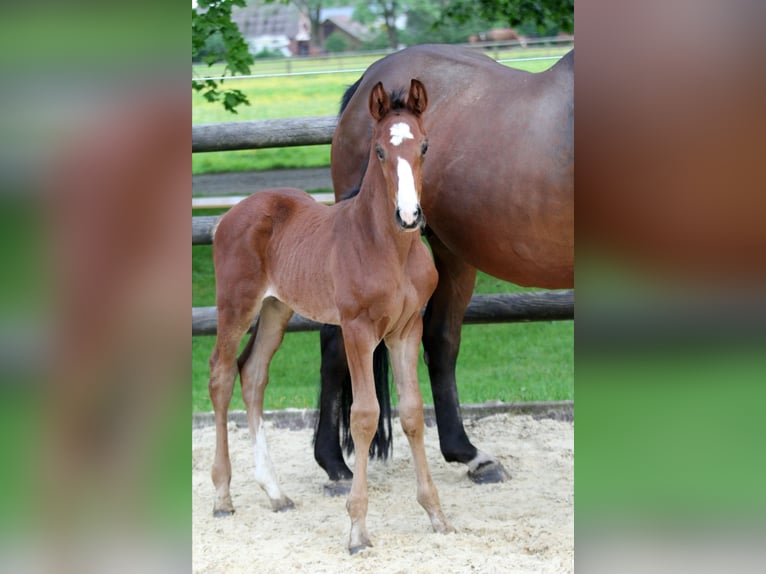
[423,235,509,483]
[341,320,379,554]
[239,297,295,511]
[386,319,454,535]
[314,325,354,487]
[209,304,258,516]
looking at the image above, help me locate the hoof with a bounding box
[468,460,510,484]
[270,497,295,512]
[349,541,373,555]
[323,480,352,497]
[213,508,235,517]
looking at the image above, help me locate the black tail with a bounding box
[340,341,393,459]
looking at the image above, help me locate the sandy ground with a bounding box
[192,413,573,573]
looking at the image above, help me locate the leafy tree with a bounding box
[403,1,495,44]
[292,0,323,51]
[440,0,574,35]
[353,1,403,49]
[325,31,350,53]
[192,0,254,114]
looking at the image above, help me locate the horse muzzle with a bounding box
[395,206,424,231]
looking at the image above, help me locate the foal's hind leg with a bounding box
[238,297,295,511]
[387,318,454,535]
[209,305,258,516]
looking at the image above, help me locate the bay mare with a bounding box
[315,45,574,486]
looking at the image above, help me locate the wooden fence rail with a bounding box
[192,116,337,153]
[192,290,574,336]
[192,114,575,336]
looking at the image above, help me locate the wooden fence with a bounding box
[192,117,574,335]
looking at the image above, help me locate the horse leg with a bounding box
[314,324,354,494]
[386,320,454,535]
[209,305,256,516]
[423,235,509,483]
[239,297,295,512]
[341,320,379,554]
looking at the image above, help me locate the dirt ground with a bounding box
[192,413,573,573]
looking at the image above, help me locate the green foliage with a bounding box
[440,0,574,35]
[192,0,255,114]
[325,32,350,53]
[404,5,495,44]
[253,48,287,59]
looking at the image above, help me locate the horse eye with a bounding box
[376,144,385,160]
[421,141,429,156]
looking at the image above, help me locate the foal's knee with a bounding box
[398,395,424,438]
[350,402,380,440]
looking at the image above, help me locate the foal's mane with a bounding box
[387,88,409,111]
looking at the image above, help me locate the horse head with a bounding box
[368,79,429,231]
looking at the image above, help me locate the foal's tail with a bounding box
[340,341,393,459]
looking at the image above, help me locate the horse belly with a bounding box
[266,280,341,327]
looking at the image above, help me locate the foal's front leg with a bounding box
[341,321,379,554]
[387,319,454,535]
[239,298,295,511]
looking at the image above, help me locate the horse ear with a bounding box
[408,79,428,116]
[369,81,390,121]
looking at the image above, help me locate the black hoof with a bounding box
[468,460,510,484]
[323,480,352,497]
[349,543,372,555]
[213,508,235,517]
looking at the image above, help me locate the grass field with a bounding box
[192,218,573,412]
[192,46,571,177]
[191,46,574,413]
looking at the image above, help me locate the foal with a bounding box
[208,79,453,553]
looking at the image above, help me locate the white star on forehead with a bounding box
[389,122,414,146]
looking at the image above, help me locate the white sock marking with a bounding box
[252,418,284,500]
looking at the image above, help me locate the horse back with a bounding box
[332,46,574,288]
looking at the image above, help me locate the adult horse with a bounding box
[315,45,574,486]
[208,79,453,553]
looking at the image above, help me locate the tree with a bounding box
[440,0,574,35]
[192,0,254,114]
[354,1,403,50]
[403,0,496,45]
[325,31,350,53]
[292,0,323,51]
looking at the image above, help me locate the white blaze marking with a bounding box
[396,157,419,224]
[390,122,414,146]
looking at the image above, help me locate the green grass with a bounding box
[192,232,573,412]
[192,46,571,176]
[192,47,574,412]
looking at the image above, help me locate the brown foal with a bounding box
[207,79,453,553]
